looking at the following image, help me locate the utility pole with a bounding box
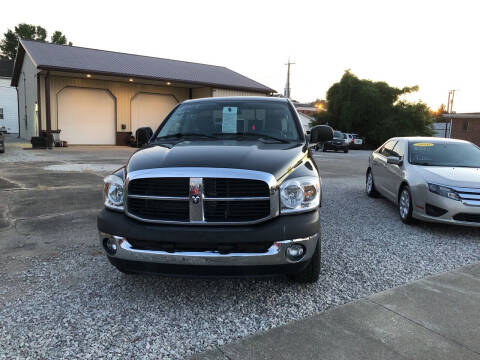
[445,89,457,138]
[284,58,295,99]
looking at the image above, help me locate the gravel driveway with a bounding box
[1,149,479,359]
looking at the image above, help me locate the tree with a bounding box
[51,31,72,46]
[0,23,72,60]
[312,71,433,146]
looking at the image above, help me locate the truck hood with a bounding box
[417,166,480,188]
[126,140,307,180]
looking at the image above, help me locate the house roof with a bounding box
[442,113,480,119]
[11,40,274,93]
[0,58,14,78]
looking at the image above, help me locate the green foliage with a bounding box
[312,71,433,146]
[51,31,72,46]
[0,23,72,60]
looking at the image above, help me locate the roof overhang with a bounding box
[442,113,480,119]
[35,65,274,93]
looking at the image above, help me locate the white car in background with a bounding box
[366,137,480,226]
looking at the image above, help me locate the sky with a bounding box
[2,0,479,112]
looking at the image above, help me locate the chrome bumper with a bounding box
[99,232,319,266]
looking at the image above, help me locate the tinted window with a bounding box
[408,141,480,167]
[157,100,300,141]
[379,140,397,157]
[392,140,404,158]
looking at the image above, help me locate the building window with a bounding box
[0,108,3,119]
[463,120,470,131]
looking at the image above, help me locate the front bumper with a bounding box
[97,209,320,276]
[412,190,480,227]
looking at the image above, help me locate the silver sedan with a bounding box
[366,137,480,227]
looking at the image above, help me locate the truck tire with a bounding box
[288,240,320,283]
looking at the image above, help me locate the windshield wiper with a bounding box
[412,162,434,166]
[213,132,290,143]
[156,132,217,140]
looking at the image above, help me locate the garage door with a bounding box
[58,88,116,145]
[131,93,178,134]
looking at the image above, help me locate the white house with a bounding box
[0,59,18,133]
[11,40,274,145]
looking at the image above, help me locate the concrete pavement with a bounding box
[190,263,480,360]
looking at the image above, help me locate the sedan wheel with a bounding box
[399,186,414,224]
[366,171,379,197]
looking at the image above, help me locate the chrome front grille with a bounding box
[453,186,480,207]
[125,168,278,225]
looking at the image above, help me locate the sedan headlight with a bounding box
[428,183,460,201]
[280,176,320,214]
[103,174,125,211]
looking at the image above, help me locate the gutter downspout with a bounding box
[16,87,21,138]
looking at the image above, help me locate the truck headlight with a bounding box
[104,174,125,211]
[428,183,460,201]
[280,176,320,214]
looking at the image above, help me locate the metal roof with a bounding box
[442,113,480,119]
[0,59,14,78]
[11,40,275,93]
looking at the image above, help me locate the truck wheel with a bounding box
[288,240,320,283]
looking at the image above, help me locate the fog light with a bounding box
[286,244,306,262]
[103,237,117,255]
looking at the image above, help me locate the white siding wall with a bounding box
[212,88,267,97]
[0,78,18,133]
[17,55,38,140]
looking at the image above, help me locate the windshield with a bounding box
[408,141,480,167]
[156,100,300,142]
[333,131,343,139]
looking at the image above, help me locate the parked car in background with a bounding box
[345,133,354,147]
[316,130,349,153]
[366,137,480,227]
[351,134,364,149]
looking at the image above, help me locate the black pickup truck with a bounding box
[97,97,333,282]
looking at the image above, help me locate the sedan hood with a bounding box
[127,140,307,180]
[416,166,480,188]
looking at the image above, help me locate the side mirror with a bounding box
[309,125,334,143]
[135,127,153,148]
[387,156,402,166]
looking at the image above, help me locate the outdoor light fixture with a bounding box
[129,78,134,82]
[166,81,171,85]
[86,74,92,78]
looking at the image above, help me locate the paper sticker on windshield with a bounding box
[413,142,434,147]
[222,107,237,133]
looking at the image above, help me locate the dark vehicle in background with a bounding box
[316,130,349,153]
[97,97,334,283]
[0,126,6,153]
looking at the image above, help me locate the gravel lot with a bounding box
[1,146,479,359]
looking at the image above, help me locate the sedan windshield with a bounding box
[408,141,480,167]
[156,100,300,142]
